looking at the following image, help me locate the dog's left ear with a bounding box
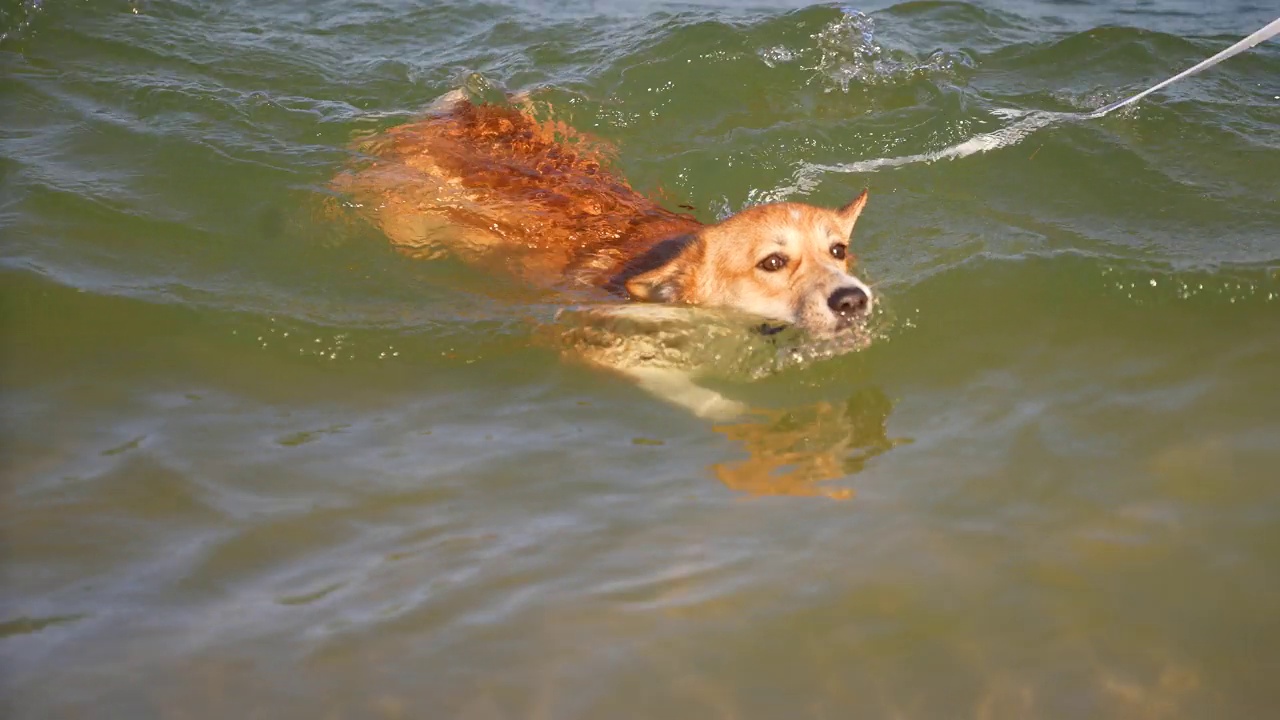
[624,260,684,303]
[617,234,698,303]
[836,189,869,237]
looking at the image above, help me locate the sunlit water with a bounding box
[2,0,1279,717]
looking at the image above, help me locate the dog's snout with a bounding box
[827,286,869,315]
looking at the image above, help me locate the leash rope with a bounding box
[1087,16,1280,118]
[772,16,1280,196]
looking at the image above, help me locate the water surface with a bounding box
[2,0,1279,717]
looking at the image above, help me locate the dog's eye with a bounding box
[757,253,788,272]
[830,243,848,260]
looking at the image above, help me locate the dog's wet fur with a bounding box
[331,92,875,418]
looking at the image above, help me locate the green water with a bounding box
[3,0,1279,717]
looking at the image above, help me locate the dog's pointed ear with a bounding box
[837,189,869,236]
[617,234,698,303]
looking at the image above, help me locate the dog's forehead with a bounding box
[784,204,840,232]
[777,208,842,248]
[761,203,820,225]
[704,203,842,259]
[746,205,833,238]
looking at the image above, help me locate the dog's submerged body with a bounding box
[331,94,875,418]
[331,98,702,292]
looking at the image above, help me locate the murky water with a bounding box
[2,0,1279,717]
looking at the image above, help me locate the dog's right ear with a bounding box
[615,234,699,303]
[836,189,869,238]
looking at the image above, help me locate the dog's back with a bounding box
[332,99,701,292]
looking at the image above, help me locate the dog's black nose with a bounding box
[827,286,869,315]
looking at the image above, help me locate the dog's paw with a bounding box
[425,88,468,114]
[694,394,749,422]
[622,366,747,421]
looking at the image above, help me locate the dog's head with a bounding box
[622,190,874,337]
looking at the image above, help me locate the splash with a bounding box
[759,8,974,93]
[0,0,44,45]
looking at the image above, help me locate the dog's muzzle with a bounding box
[827,286,870,317]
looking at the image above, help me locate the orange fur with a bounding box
[328,96,879,421]
[331,99,703,294]
[330,96,873,337]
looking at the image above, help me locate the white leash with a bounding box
[770,16,1280,196]
[1086,16,1280,118]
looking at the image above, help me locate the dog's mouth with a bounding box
[754,322,789,337]
[755,315,869,342]
[834,313,866,332]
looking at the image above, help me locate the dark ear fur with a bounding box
[625,265,681,302]
[611,233,698,303]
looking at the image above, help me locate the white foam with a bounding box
[769,109,1069,198]
[771,16,1280,197]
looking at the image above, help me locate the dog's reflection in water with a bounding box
[551,305,903,498]
[710,387,908,499]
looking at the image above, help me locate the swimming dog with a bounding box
[330,93,875,419]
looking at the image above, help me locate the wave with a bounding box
[763,11,1280,199]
